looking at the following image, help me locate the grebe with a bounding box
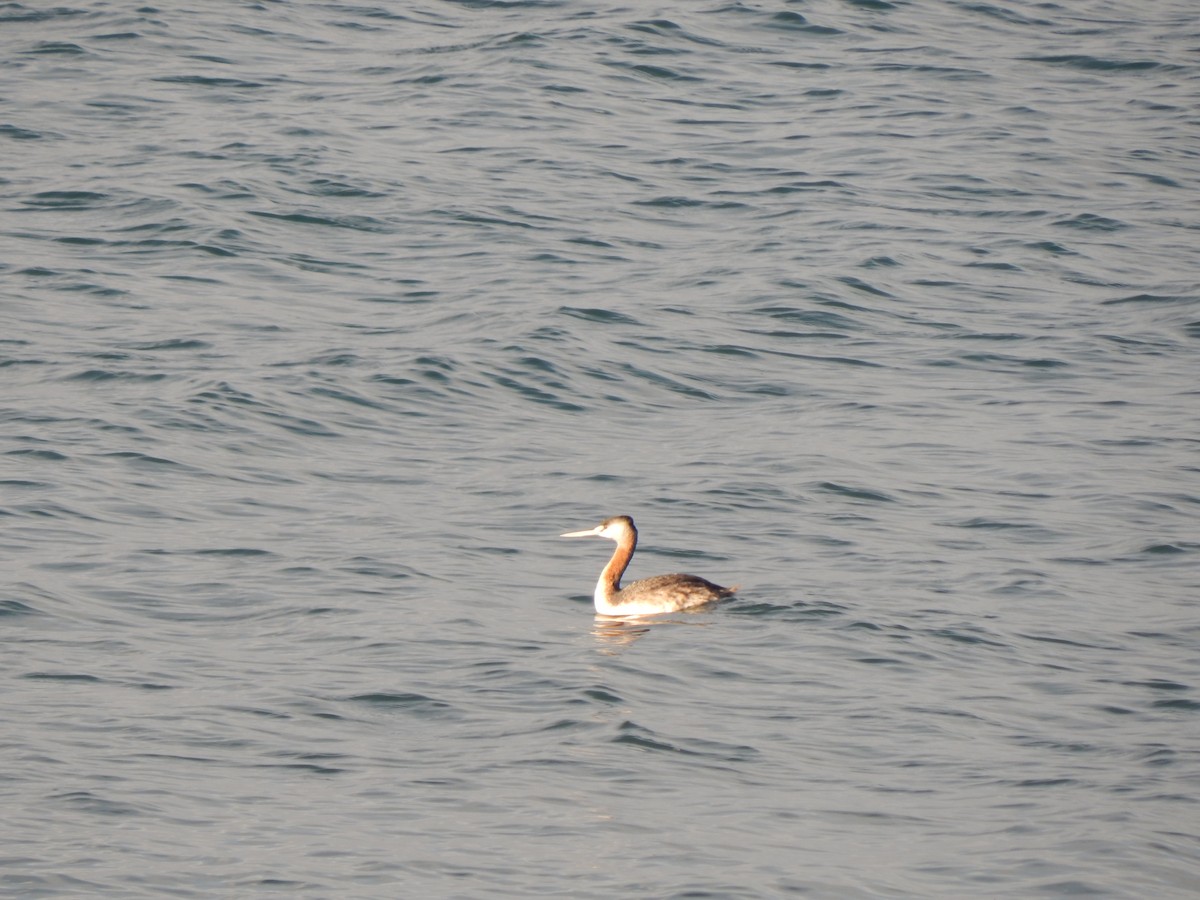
[560,515,737,616]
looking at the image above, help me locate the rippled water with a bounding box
[3,1,1199,897]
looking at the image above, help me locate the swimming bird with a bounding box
[560,515,737,616]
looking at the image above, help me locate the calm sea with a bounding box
[2,1,1198,897]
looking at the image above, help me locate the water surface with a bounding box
[2,1,1198,897]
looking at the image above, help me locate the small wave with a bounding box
[558,306,641,326]
[613,720,758,762]
[20,191,110,210]
[765,11,843,35]
[1019,54,1165,73]
[817,482,895,504]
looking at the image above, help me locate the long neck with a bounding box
[595,527,636,604]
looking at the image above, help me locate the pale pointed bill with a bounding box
[560,526,602,538]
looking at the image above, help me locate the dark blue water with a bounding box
[3,1,1198,897]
